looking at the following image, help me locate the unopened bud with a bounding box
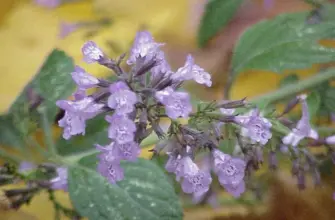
[268,151,278,170]
[280,97,299,116]
[216,98,247,109]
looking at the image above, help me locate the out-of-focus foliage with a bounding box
[197,0,244,47]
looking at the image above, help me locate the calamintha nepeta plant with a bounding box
[55,30,335,199]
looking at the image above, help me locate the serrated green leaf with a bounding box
[306,91,321,118]
[68,158,182,220]
[8,49,75,130]
[231,5,335,81]
[279,74,299,88]
[198,0,244,47]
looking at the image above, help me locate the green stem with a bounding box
[39,108,57,156]
[251,69,335,105]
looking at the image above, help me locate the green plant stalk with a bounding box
[251,69,335,105]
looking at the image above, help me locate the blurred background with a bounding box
[0,0,335,219]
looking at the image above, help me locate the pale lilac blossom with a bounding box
[212,149,246,186]
[282,95,318,146]
[97,160,124,184]
[106,115,136,144]
[50,167,68,191]
[56,97,104,139]
[108,88,137,115]
[326,135,335,145]
[223,181,245,198]
[71,66,99,89]
[235,109,272,145]
[171,55,212,87]
[182,170,212,194]
[127,31,164,65]
[82,41,104,64]
[160,90,192,119]
[155,86,174,103]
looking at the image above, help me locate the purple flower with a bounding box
[82,41,104,64]
[160,90,192,119]
[165,153,182,173]
[109,81,130,94]
[50,167,68,191]
[106,115,136,144]
[171,55,194,81]
[235,109,272,145]
[192,64,212,87]
[56,97,104,139]
[282,95,318,147]
[212,149,246,186]
[127,31,164,65]
[326,135,335,145]
[100,141,140,162]
[171,55,212,87]
[155,87,174,103]
[34,0,61,8]
[71,66,99,89]
[73,88,86,100]
[96,143,119,162]
[97,160,124,184]
[223,181,245,198]
[108,89,137,115]
[151,51,171,79]
[182,170,212,194]
[18,161,36,173]
[59,22,79,39]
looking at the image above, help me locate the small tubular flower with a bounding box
[235,109,272,145]
[82,41,104,64]
[56,97,104,139]
[50,167,68,191]
[106,115,137,144]
[171,55,212,87]
[108,88,137,115]
[282,95,318,147]
[127,31,164,65]
[71,66,99,89]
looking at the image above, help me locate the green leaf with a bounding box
[197,0,244,47]
[324,87,335,112]
[8,49,75,126]
[231,5,335,82]
[306,91,321,118]
[279,74,299,88]
[68,158,182,220]
[56,115,109,155]
[0,115,25,148]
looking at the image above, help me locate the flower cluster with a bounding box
[56,30,335,200]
